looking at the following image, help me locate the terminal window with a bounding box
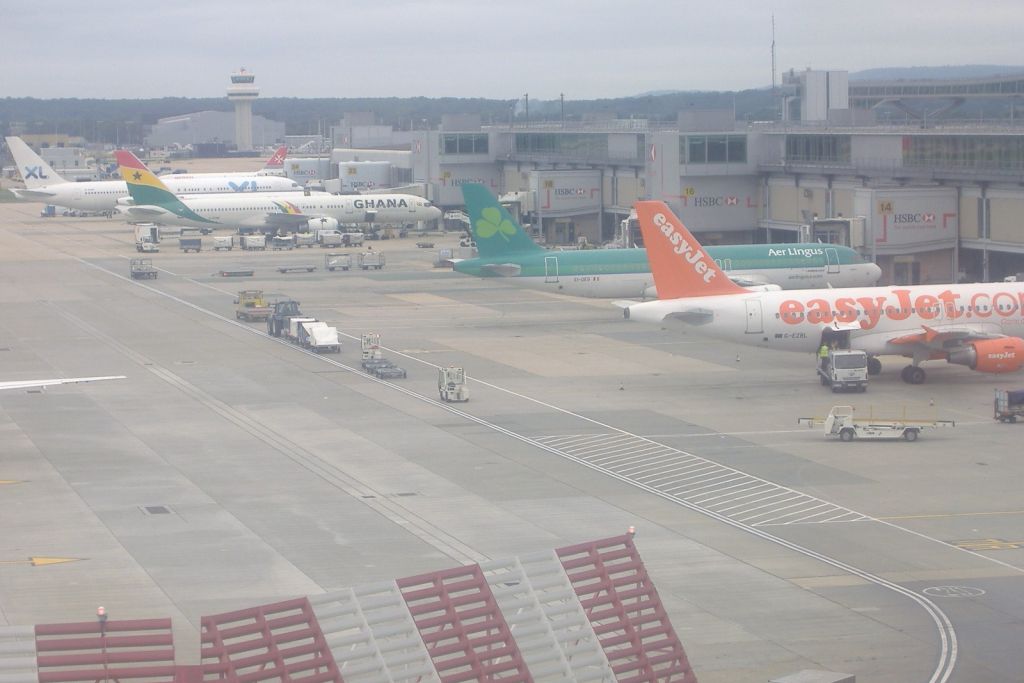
[683,135,747,164]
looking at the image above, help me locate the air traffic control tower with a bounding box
[227,68,259,151]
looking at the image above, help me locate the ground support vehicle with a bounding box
[276,265,316,273]
[341,232,364,247]
[818,349,869,393]
[416,241,435,249]
[325,253,352,271]
[218,269,254,277]
[135,224,161,252]
[267,300,303,337]
[995,389,1024,423]
[361,333,382,361]
[438,366,469,402]
[212,235,234,251]
[180,237,202,253]
[241,234,266,251]
[234,290,273,322]
[284,317,318,344]
[318,231,345,248]
[271,235,295,250]
[295,233,317,248]
[297,321,341,353]
[361,358,406,379]
[40,205,56,217]
[129,258,158,280]
[798,405,955,442]
[357,251,385,270]
[372,363,407,379]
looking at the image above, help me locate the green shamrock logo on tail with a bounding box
[475,207,517,242]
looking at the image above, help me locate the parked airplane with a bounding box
[454,184,881,298]
[0,375,125,391]
[156,145,289,179]
[114,150,442,232]
[5,137,303,212]
[621,201,1024,384]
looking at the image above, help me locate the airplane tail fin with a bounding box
[635,201,746,299]
[5,136,65,187]
[461,183,543,258]
[115,150,187,208]
[262,145,288,170]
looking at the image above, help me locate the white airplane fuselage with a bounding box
[124,193,442,229]
[627,282,1024,357]
[14,176,303,212]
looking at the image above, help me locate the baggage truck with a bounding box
[213,235,234,251]
[994,389,1024,423]
[241,234,266,251]
[818,349,869,393]
[286,317,318,342]
[798,405,955,442]
[318,231,345,248]
[295,233,317,248]
[129,258,158,280]
[357,251,385,270]
[325,253,352,271]
[180,237,202,253]
[299,321,341,353]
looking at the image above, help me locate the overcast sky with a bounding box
[2,1,1021,100]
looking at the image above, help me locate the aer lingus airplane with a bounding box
[455,184,881,298]
[114,150,442,232]
[5,137,303,213]
[621,201,1024,384]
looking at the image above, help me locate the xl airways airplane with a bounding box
[621,201,1024,384]
[5,137,302,212]
[115,150,442,232]
[455,184,881,298]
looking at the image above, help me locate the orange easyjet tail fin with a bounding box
[635,201,746,299]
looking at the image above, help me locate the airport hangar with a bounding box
[290,70,1024,286]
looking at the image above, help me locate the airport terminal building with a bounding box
[315,71,1024,285]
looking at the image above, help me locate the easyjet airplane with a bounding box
[621,201,1024,384]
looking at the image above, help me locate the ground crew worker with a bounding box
[818,342,830,371]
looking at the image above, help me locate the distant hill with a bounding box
[850,65,1024,81]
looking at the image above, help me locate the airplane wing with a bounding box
[10,188,57,199]
[728,274,768,287]
[887,325,1003,347]
[120,205,170,219]
[480,263,522,277]
[0,375,126,392]
[664,309,715,325]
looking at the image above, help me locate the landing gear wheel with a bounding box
[907,366,926,385]
[867,357,882,375]
[900,366,911,382]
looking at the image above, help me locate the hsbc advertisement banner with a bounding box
[531,170,602,217]
[435,165,502,205]
[862,188,957,251]
[672,177,759,231]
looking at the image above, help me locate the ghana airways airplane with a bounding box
[114,150,441,232]
[455,184,881,298]
[5,137,302,212]
[621,201,1024,384]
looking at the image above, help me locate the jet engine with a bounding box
[947,337,1024,373]
[307,217,339,231]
